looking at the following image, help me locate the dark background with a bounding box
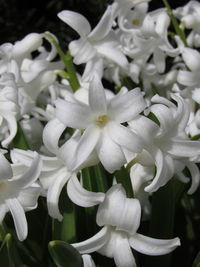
[0,0,190,48]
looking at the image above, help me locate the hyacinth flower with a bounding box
[57,3,128,70]
[129,94,200,193]
[0,73,19,147]
[0,151,42,241]
[55,74,146,173]
[69,184,180,267]
[177,47,200,105]
[11,117,99,221]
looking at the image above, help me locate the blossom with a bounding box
[55,74,146,173]
[0,151,42,241]
[177,47,200,95]
[129,94,200,193]
[57,4,128,70]
[0,73,19,147]
[11,118,99,221]
[71,184,180,267]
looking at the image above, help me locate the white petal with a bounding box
[166,139,200,158]
[108,88,146,123]
[13,33,42,58]
[89,74,107,114]
[73,41,96,65]
[40,156,64,172]
[72,226,110,254]
[0,152,13,181]
[47,169,71,221]
[95,34,129,70]
[150,104,173,135]
[11,153,42,188]
[6,198,28,241]
[98,228,117,257]
[96,130,126,173]
[171,94,190,132]
[18,184,41,211]
[89,4,117,41]
[43,118,66,154]
[151,94,175,109]
[185,162,200,194]
[182,47,200,71]
[144,149,174,193]
[155,12,170,36]
[177,70,199,87]
[82,254,96,267]
[11,148,62,172]
[67,174,104,207]
[107,121,143,153]
[57,10,91,37]
[96,184,126,227]
[129,233,180,256]
[114,234,137,267]
[55,99,92,129]
[72,125,100,170]
[129,115,159,144]
[1,114,17,148]
[116,198,141,235]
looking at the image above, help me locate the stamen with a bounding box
[132,19,140,26]
[95,114,109,127]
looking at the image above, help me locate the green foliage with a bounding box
[48,241,83,267]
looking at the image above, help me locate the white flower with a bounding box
[177,47,200,90]
[82,254,96,267]
[55,74,146,173]
[0,151,42,241]
[0,73,20,147]
[123,10,180,74]
[71,184,180,267]
[57,4,128,70]
[12,118,99,221]
[129,94,200,193]
[174,1,200,33]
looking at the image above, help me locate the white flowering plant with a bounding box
[1,0,200,266]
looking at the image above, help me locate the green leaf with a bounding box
[0,233,22,267]
[192,251,200,267]
[12,122,29,150]
[48,241,83,267]
[114,166,134,198]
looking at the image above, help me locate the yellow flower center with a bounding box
[132,18,140,26]
[95,114,109,127]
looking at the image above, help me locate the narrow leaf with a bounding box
[48,240,83,267]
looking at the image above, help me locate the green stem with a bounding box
[92,164,108,193]
[162,0,188,46]
[52,192,77,243]
[114,167,134,198]
[44,33,80,91]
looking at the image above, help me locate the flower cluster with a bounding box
[1,0,200,266]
